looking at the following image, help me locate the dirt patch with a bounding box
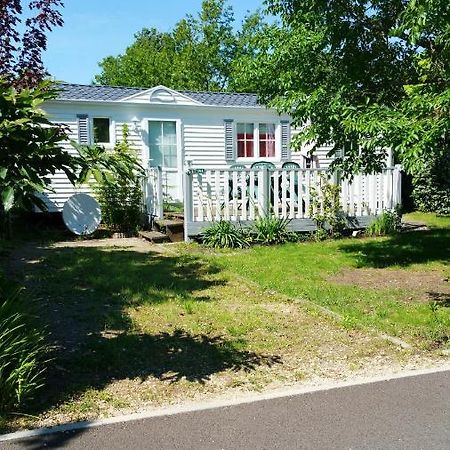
[51,237,157,252]
[329,268,450,304]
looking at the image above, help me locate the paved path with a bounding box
[4,370,449,449]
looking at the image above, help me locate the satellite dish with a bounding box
[63,193,101,235]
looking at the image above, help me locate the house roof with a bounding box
[55,83,261,107]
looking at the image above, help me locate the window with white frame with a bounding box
[259,123,276,157]
[93,117,111,144]
[236,122,276,159]
[237,123,254,158]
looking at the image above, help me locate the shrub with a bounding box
[201,221,250,249]
[366,210,401,236]
[312,228,329,242]
[94,125,144,233]
[309,175,346,239]
[411,151,450,215]
[251,215,295,245]
[0,279,47,413]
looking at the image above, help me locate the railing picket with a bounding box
[273,169,279,217]
[224,171,230,220]
[289,170,295,219]
[232,170,238,220]
[214,170,221,220]
[249,170,256,220]
[304,170,311,218]
[205,170,213,221]
[197,173,204,222]
[281,170,287,218]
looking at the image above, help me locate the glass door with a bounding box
[148,120,181,202]
[148,121,177,169]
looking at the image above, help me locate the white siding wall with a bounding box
[37,113,90,211]
[184,125,226,168]
[42,102,147,211]
[290,145,334,169]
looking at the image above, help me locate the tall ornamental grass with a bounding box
[0,279,47,413]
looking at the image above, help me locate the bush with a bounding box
[251,215,295,245]
[94,125,144,233]
[0,279,47,413]
[201,221,250,248]
[96,178,143,233]
[309,175,346,238]
[411,151,450,215]
[366,210,401,236]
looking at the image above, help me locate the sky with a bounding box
[42,0,265,85]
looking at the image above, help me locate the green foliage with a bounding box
[251,215,295,245]
[366,211,401,237]
[309,176,346,238]
[0,80,74,215]
[245,0,449,177]
[73,140,143,186]
[411,150,450,214]
[94,125,144,233]
[0,79,146,237]
[311,228,329,242]
[0,278,47,412]
[95,0,266,92]
[201,220,250,248]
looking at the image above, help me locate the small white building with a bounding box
[43,83,401,238]
[42,83,333,212]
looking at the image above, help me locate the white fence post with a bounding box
[155,166,163,219]
[183,169,194,242]
[143,167,163,222]
[259,167,271,217]
[392,165,402,208]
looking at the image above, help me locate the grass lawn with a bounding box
[196,212,450,349]
[1,212,448,432]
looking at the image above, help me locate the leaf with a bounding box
[0,167,7,180]
[2,186,15,212]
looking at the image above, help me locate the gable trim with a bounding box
[119,85,203,105]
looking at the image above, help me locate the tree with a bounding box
[0,0,64,89]
[187,0,236,90]
[242,0,449,177]
[95,0,243,91]
[0,81,72,223]
[228,10,268,93]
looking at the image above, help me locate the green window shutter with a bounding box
[280,120,290,160]
[224,119,235,161]
[77,114,90,144]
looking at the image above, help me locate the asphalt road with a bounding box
[4,370,449,450]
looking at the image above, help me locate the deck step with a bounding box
[154,218,184,242]
[138,230,170,244]
[154,219,184,230]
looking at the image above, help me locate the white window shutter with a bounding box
[224,119,235,161]
[77,114,90,144]
[280,120,290,160]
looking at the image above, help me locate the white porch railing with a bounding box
[142,167,164,222]
[183,166,402,239]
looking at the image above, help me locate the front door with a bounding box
[148,120,181,202]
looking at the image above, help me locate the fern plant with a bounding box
[201,220,250,249]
